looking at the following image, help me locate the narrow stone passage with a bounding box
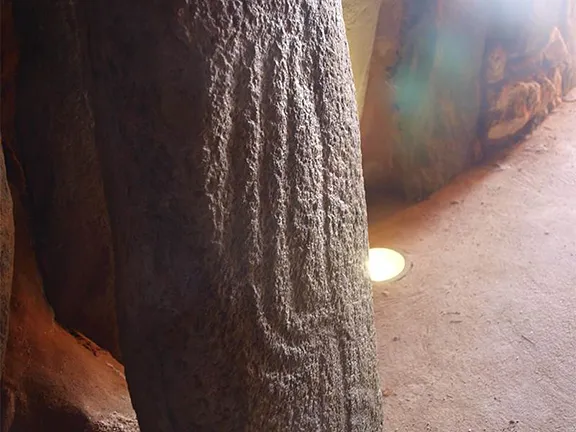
[369,96,576,431]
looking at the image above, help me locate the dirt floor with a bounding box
[368,98,576,432]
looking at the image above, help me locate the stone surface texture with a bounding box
[0,145,14,380]
[360,0,489,199]
[343,0,384,117]
[5,0,576,430]
[359,0,576,200]
[12,0,120,358]
[481,1,575,147]
[84,0,383,431]
[359,0,404,192]
[392,0,488,200]
[561,0,576,88]
[1,188,138,432]
[0,0,16,380]
[1,1,135,430]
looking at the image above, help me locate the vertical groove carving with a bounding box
[85,1,383,430]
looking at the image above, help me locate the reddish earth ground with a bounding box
[368,95,576,431]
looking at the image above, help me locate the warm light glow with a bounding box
[368,248,406,282]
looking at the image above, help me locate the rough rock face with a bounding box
[392,0,488,200]
[1,188,138,432]
[561,0,576,89]
[0,146,14,379]
[343,0,384,117]
[481,7,574,147]
[12,0,119,358]
[84,0,383,430]
[359,0,576,200]
[360,0,490,199]
[1,2,136,429]
[0,0,16,379]
[360,0,404,192]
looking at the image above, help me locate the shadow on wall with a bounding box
[357,0,576,202]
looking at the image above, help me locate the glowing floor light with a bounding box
[368,248,407,282]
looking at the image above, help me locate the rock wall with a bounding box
[481,0,575,147]
[360,0,576,200]
[1,186,137,432]
[11,0,120,359]
[1,1,136,430]
[361,0,489,199]
[0,144,14,382]
[343,0,384,117]
[359,0,404,192]
[562,0,576,87]
[0,0,16,380]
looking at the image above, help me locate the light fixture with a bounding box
[368,248,408,283]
